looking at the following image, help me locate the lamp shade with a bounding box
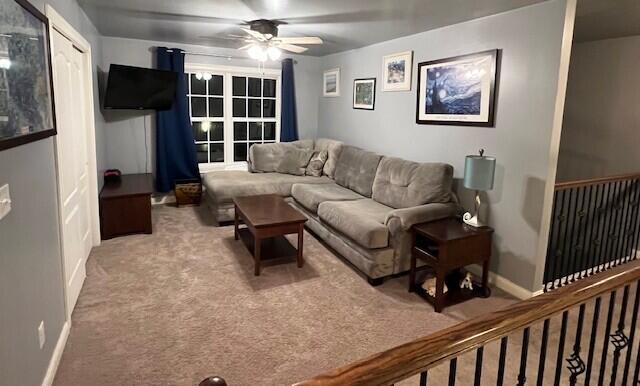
[464,155,496,191]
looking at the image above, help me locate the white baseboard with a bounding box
[42,320,70,386]
[467,265,536,300]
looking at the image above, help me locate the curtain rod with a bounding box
[162,48,297,64]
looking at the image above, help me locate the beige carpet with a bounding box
[53,205,517,386]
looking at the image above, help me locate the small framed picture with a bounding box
[382,51,413,91]
[353,78,376,110]
[323,68,340,97]
[416,49,499,126]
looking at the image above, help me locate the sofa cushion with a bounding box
[275,148,314,176]
[372,157,454,209]
[305,150,328,177]
[292,183,364,213]
[202,171,332,204]
[249,140,314,173]
[314,138,344,178]
[333,146,382,197]
[318,199,392,249]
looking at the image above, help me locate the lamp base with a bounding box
[462,212,485,227]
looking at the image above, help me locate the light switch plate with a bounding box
[0,184,10,221]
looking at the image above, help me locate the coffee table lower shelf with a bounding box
[237,227,299,262]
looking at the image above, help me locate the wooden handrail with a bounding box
[555,172,640,191]
[294,259,640,386]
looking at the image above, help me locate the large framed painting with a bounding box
[0,0,56,151]
[323,68,340,97]
[382,51,412,91]
[416,50,498,127]
[353,78,375,110]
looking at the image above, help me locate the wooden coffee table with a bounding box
[233,194,307,276]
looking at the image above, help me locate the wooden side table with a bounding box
[100,173,153,240]
[408,218,493,312]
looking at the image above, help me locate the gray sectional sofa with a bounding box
[202,138,459,284]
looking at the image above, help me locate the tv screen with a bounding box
[104,64,178,110]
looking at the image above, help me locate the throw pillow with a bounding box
[305,150,328,177]
[275,148,314,176]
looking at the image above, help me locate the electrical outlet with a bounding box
[0,184,11,221]
[38,321,45,349]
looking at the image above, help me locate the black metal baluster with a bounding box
[632,335,640,386]
[597,290,617,385]
[473,347,483,386]
[570,187,587,282]
[579,185,594,278]
[629,179,640,262]
[624,180,640,263]
[517,328,530,386]
[603,181,620,270]
[619,180,636,264]
[536,319,551,386]
[612,181,631,267]
[497,336,508,386]
[567,304,587,386]
[621,281,640,386]
[554,311,569,385]
[610,181,624,267]
[562,188,579,285]
[419,371,428,386]
[545,190,561,291]
[609,285,630,385]
[615,180,633,265]
[553,189,570,289]
[584,297,602,386]
[586,184,602,277]
[448,358,456,386]
[596,183,612,273]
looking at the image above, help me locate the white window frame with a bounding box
[185,63,281,172]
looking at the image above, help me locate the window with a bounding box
[186,67,280,168]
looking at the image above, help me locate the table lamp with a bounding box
[462,149,496,227]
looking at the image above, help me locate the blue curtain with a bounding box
[155,47,200,192]
[280,58,299,142]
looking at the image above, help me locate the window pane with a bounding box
[263,99,276,118]
[232,76,246,96]
[211,122,224,141]
[264,122,276,140]
[209,75,223,95]
[248,99,261,118]
[209,97,223,117]
[234,143,248,162]
[248,77,262,97]
[233,98,246,117]
[263,79,276,97]
[191,97,206,117]
[234,122,247,141]
[191,122,208,141]
[190,74,206,95]
[196,144,208,163]
[249,122,262,140]
[210,144,224,162]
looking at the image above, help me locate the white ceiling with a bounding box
[78,0,550,56]
[573,0,640,43]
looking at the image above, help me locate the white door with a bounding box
[50,29,92,315]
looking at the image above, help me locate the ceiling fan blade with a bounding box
[277,43,308,54]
[241,28,267,41]
[238,43,253,50]
[273,37,323,45]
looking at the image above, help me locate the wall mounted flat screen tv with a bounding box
[104,64,178,110]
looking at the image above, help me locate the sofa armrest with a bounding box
[385,203,460,235]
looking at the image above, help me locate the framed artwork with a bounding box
[382,51,413,91]
[0,0,57,151]
[353,78,376,110]
[323,68,340,97]
[416,49,498,126]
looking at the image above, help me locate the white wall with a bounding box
[557,36,640,182]
[0,0,103,384]
[99,36,322,175]
[317,0,571,292]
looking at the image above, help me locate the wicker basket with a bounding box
[174,178,202,207]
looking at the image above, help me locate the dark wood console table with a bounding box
[100,173,153,240]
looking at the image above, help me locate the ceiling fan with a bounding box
[229,19,323,61]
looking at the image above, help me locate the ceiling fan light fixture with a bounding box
[267,46,281,61]
[248,44,268,62]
